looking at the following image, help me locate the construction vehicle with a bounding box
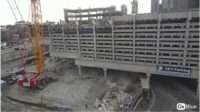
[6,0,55,88]
[17,0,47,88]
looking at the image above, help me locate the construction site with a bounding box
[1,0,199,112]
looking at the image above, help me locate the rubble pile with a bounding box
[95,87,135,111]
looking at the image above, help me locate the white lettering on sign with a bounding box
[157,65,191,76]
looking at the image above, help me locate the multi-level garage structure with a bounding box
[49,7,199,91]
[64,6,126,22]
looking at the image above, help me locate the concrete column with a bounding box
[79,9,82,21]
[147,73,151,85]
[52,57,57,72]
[62,25,65,51]
[48,25,51,38]
[49,25,53,52]
[197,79,199,98]
[183,11,191,66]
[92,19,97,60]
[111,17,114,60]
[132,15,136,62]
[62,25,64,36]
[78,65,82,78]
[156,14,161,64]
[183,20,189,66]
[88,9,90,20]
[146,73,151,100]
[103,68,107,80]
[96,11,98,19]
[76,20,81,58]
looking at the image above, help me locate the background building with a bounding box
[151,0,160,13]
[121,4,128,15]
[64,6,125,23]
[131,0,138,14]
[151,0,199,13]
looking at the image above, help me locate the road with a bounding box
[1,60,36,78]
[150,75,199,111]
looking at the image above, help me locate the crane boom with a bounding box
[17,0,48,88]
[31,0,45,75]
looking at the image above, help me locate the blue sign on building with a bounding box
[156,65,192,77]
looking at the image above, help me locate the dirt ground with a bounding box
[4,66,142,111]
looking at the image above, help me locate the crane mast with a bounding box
[31,0,45,75]
[17,0,48,88]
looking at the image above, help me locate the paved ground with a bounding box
[1,60,36,78]
[134,90,154,111]
[4,66,141,111]
[151,75,199,111]
[2,59,198,112]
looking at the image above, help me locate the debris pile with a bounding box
[95,87,135,111]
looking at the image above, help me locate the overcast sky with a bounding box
[0,0,151,25]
